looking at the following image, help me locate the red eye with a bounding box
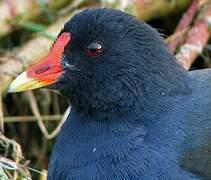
[85,42,103,57]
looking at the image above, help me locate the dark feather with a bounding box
[47,8,211,180]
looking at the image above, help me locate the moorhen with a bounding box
[9,8,211,179]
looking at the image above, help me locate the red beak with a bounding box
[8,32,71,92]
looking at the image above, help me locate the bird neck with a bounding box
[50,95,189,179]
[49,63,192,178]
[79,65,190,121]
[51,107,147,178]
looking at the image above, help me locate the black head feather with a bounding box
[54,8,189,118]
[47,8,202,180]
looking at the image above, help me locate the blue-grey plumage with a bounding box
[10,7,211,180]
[47,8,211,180]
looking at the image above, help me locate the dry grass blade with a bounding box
[0,133,23,161]
[0,93,4,132]
[0,133,31,179]
[27,91,68,139]
[39,169,47,180]
[4,115,62,123]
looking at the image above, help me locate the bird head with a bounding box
[8,8,187,115]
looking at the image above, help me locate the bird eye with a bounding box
[85,42,103,57]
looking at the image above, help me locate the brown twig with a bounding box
[0,93,4,133]
[176,1,211,70]
[166,28,189,46]
[135,0,192,21]
[4,114,62,123]
[27,91,68,139]
[5,0,17,18]
[168,0,199,52]
[58,0,86,16]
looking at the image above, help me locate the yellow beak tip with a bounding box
[8,71,51,93]
[7,86,16,93]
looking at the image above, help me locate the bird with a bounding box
[8,8,211,180]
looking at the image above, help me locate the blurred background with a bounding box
[0,0,210,179]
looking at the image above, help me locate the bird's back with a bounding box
[181,69,211,178]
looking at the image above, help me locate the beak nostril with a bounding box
[35,66,51,74]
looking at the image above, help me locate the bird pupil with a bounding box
[86,42,103,57]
